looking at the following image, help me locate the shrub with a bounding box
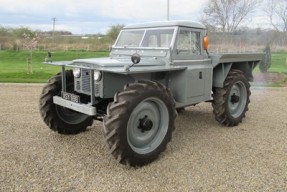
[259,44,272,73]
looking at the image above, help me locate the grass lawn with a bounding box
[253,52,287,74]
[0,50,109,83]
[252,51,287,87]
[268,52,287,74]
[0,50,286,83]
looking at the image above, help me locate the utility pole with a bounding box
[52,17,57,43]
[167,0,170,20]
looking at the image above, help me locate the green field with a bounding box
[268,52,287,73]
[0,51,109,83]
[0,50,286,83]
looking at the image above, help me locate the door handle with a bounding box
[199,72,202,79]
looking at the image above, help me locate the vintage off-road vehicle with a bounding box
[40,21,262,166]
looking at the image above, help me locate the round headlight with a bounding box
[94,71,102,81]
[73,68,81,78]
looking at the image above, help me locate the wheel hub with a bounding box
[127,97,169,155]
[138,116,153,133]
[230,93,240,104]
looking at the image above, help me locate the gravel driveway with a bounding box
[0,83,286,191]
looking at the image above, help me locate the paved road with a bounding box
[0,84,286,191]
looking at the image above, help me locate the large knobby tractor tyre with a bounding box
[39,70,93,134]
[103,80,177,167]
[212,69,251,126]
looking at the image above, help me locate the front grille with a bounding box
[75,69,101,96]
[95,84,100,95]
[82,69,91,92]
[76,81,80,90]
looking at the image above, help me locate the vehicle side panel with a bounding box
[169,62,213,107]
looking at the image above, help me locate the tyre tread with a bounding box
[212,69,251,126]
[39,70,93,134]
[104,80,176,166]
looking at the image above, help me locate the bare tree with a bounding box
[22,33,40,74]
[264,0,287,32]
[201,0,259,32]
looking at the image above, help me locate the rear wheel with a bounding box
[212,70,251,126]
[39,70,93,134]
[104,80,176,166]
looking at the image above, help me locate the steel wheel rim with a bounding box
[127,97,169,154]
[228,81,247,118]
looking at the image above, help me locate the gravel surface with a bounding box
[0,83,286,191]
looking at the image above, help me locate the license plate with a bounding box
[61,91,80,103]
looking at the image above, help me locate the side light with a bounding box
[204,35,209,50]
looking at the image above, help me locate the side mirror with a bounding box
[131,53,141,64]
[124,53,141,72]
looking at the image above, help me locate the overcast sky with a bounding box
[0,0,271,34]
[0,0,211,34]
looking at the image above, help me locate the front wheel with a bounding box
[39,70,93,134]
[103,80,177,166]
[212,69,251,126]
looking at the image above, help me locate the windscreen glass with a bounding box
[115,28,175,48]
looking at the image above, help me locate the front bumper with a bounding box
[53,96,97,116]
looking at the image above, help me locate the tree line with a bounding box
[0,24,285,53]
[0,25,124,51]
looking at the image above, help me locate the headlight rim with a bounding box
[94,71,102,81]
[73,68,81,78]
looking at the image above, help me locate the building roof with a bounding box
[124,20,206,30]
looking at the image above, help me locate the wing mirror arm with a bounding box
[124,53,141,72]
